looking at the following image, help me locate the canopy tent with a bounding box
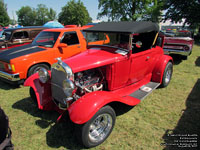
[43,21,64,28]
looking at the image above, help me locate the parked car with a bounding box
[0,26,96,85]
[0,26,47,51]
[24,21,173,148]
[163,30,194,60]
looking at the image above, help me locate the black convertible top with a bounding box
[84,21,159,34]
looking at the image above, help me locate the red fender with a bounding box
[24,73,54,110]
[68,91,140,124]
[151,55,173,83]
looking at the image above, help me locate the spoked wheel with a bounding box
[160,62,173,87]
[76,105,116,148]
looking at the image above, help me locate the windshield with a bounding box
[33,31,60,48]
[0,30,12,40]
[0,30,3,38]
[86,32,130,50]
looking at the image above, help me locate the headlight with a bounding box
[183,45,190,51]
[63,79,74,97]
[7,64,12,70]
[7,64,15,72]
[38,68,49,83]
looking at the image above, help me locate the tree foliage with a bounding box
[17,4,56,26]
[16,6,36,26]
[163,0,200,29]
[97,0,163,22]
[58,0,92,26]
[0,0,10,26]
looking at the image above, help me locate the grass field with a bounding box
[0,44,200,150]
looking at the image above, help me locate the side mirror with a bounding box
[135,41,142,48]
[133,41,142,48]
[58,43,68,48]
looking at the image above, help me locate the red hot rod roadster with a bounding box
[24,21,173,148]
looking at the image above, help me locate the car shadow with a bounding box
[12,97,87,149]
[0,80,20,90]
[195,56,200,67]
[169,54,183,65]
[162,79,200,150]
[12,97,136,149]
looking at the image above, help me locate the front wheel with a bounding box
[75,105,116,148]
[160,62,173,87]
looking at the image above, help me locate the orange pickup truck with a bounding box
[0,26,95,85]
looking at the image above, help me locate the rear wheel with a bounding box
[75,105,116,148]
[160,62,173,87]
[27,64,49,77]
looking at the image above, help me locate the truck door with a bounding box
[56,31,83,60]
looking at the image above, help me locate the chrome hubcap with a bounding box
[165,68,172,83]
[88,113,112,143]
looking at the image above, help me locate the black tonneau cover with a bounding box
[84,21,159,34]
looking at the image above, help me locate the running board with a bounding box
[129,82,160,100]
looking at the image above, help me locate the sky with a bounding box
[4,0,105,22]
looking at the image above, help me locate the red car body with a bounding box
[24,21,173,148]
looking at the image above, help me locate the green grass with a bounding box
[1,45,200,150]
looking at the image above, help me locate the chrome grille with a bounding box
[51,65,67,105]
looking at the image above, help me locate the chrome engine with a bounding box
[74,68,104,97]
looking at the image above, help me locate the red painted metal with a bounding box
[24,73,54,110]
[68,91,140,124]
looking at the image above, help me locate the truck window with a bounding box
[61,32,79,45]
[13,31,29,39]
[30,30,42,39]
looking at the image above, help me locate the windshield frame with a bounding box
[85,31,132,52]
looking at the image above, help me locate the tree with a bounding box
[58,0,92,26]
[48,8,57,21]
[17,4,57,26]
[163,0,200,30]
[97,0,164,22]
[35,4,50,25]
[0,0,10,26]
[17,6,36,26]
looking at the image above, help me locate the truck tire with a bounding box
[28,64,49,77]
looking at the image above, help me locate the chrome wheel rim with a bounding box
[33,66,46,74]
[165,67,172,84]
[88,113,113,143]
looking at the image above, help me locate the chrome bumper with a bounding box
[163,48,191,56]
[0,70,20,81]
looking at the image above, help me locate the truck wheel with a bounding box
[75,105,116,148]
[28,64,49,77]
[160,62,173,87]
